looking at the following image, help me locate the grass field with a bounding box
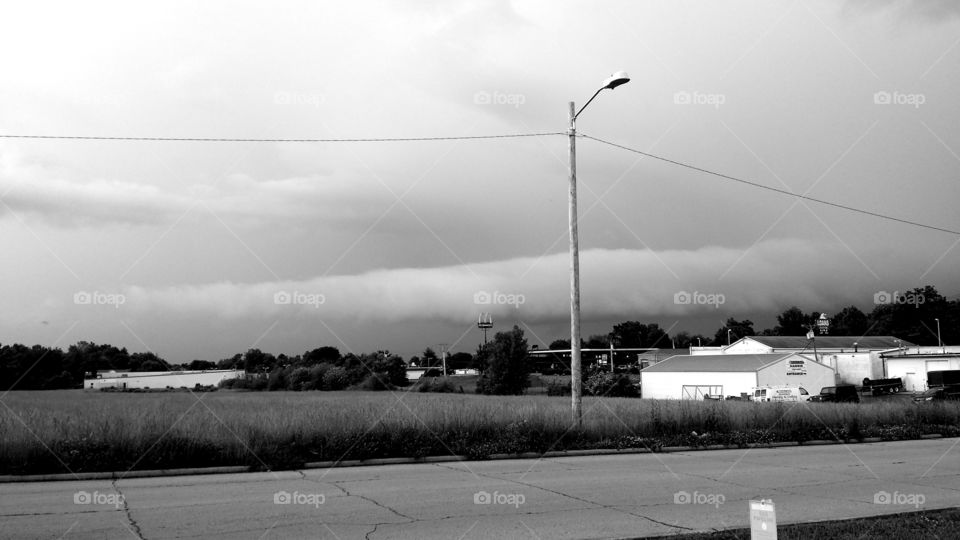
[2,389,959,476]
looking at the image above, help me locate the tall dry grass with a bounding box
[1,390,957,475]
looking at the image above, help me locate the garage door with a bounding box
[682,385,723,400]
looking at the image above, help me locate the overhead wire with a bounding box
[0,129,956,236]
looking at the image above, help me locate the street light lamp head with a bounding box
[601,71,630,90]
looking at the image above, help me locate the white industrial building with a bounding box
[691,336,912,386]
[640,353,836,400]
[880,347,960,391]
[84,370,244,390]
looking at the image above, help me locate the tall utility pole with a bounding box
[567,71,630,428]
[568,100,583,426]
[609,341,615,373]
[936,318,942,352]
[438,343,448,375]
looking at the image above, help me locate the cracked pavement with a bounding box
[2,438,958,539]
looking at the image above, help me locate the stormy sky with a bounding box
[2,0,959,362]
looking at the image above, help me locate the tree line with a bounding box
[546,286,957,350]
[2,285,954,391]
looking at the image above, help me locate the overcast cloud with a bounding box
[2,0,958,361]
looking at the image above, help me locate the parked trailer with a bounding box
[914,370,960,402]
[861,377,903,396]
[927,370,960,388]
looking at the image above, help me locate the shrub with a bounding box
[322,367,350,390]
[584,371,638,398]
[288,367,311,391]
[476,326,530,395]
[416,377,457,393]
[355,374,393,391]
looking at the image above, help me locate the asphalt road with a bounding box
[3,438,959,539]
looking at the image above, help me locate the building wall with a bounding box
[85,370,243,390]
[640,371,757,399]
[885,357,960,391]
[822,352,883,384]
[756,356,836,395]
[406,369,427,381]
[689,346,725,356]
[721,340,774,355]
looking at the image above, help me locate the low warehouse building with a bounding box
[85,369,244,390]
[696,335,912,385]
[881,347,960,391]
[640,353,836,400]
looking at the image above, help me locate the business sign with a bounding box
[749,499,777,540]
[786,358,806,376]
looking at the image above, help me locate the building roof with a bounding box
[642,353,794,373]
[636,349,689,359]
[741,336,912,350]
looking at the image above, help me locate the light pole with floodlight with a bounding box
[568,71,630,427]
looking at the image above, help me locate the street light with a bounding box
[935,318,942,351]
[727,329,732,346]
[568,71,630,427]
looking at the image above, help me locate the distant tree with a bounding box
[448,352,473,371]
[829,306,870,336]
[322,366,350,390]
[549,339,570,350]
[302,346,340,366]
[712,318,756,346]
[243,349,276,373]
[421,347,439,368]
[610,321,670,349]
[672,331,692,349]
[774,307,812,336]
[367,351,407,386]
[266,367,288,391]
[218,353,243,370]
[187,359,217,370]
[476,325,530,395]
[585,334,610,349]
[288,367,311,391]
[868,286,951,345]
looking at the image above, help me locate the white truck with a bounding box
[750,385,811,403]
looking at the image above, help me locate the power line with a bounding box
[580,133,960,237]
[0,132,564,143]
[1,129,956,236]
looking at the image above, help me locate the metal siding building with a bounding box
[711,336,912,385]
[881,347,960,391]
[640,353,835,399]
[85,370,244,390]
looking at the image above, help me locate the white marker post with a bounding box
[749,499,777,540]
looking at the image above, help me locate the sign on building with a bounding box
[786,358,806,376]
